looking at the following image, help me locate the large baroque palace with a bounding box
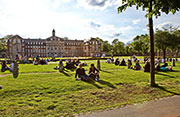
[7,29,101,59]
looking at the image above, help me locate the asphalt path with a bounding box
[82,95,180,117]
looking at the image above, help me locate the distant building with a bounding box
[7,29,101,59]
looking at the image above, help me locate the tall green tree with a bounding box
[112,39,119,45]
[96,37,112,54]
[118,0,180,87]
[112,41,125,55]
[171,30,180,58]
[154,30,171,60]
[0,35,13,52]
[131,34,149,55]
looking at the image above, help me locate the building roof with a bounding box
[23,38,46,42]
[46,36,64,41]
[10,35,23,40]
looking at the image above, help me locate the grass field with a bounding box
[0,58,180,116]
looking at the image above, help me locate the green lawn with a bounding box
[0,59,180,116]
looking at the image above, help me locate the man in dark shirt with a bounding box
[75,64,88,80]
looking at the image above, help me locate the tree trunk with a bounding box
[159,49,161,56]
[149,0,156,87]
[176,50,179,59]
[163,49,166,60]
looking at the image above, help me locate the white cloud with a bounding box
[51,0,73,9]
[0,0,89,39]
[77,0,122,10]
[88,21,132,42]
[112,0,123,6]
[133,19,141,25]
[155,22,173,30]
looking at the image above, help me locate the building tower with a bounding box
[52,29,55,37]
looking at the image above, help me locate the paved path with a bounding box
[83,95,180,117]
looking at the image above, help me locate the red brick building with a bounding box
[7,29,101,59]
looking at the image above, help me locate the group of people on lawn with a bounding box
[106,56,173,72]
[1,61,14,72]
[1,55,176,82]
[54,59,87,70]
[75,63,100,81]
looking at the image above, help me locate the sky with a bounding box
[0,0,180,44]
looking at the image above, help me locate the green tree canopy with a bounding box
[131,34,149,55]
[96,37,112,54]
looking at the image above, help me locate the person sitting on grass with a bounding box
[143,61,150,72]
[115,58,120,65]
[39,59,48,65]
[133,60,141,70]
[9,61,14,72]
[1,61,11,72]
[75,63,89,81]
[120,59,126,66]
[75,59,81,66]
[82,62,87,66]
[33,60,39,65]
[106,58,111,63]
[127,59,132,69]
[155,63,161,71]
[88,64,100,81]
[111,57,114,63]
[65,60,76,69]
[54,60,64,70]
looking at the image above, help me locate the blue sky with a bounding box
[0,0,180,43]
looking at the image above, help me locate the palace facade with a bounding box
[7,29,101,59]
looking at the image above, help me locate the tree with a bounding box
[112,39,119,45]
[154,30,171,60]
[118,0,180,87]
[96,37,112,54]
[155,27,180,59]
[112,41,125,55]
[102,41,112,54]
[171,30,180,58]
[0,35,14,52]
[131,34,149,55]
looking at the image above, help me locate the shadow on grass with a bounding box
[98,80,116,89]
[83,80,102,89]
[101,70,113,74]
[60,71,70,77]
[170,70,180,72]
[155,72,175,78]
[156,85,180,95]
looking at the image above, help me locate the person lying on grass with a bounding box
[155,62,172,72]
[75,63,89,81]
[133,60,141,70]
[89,64,101,81]
[161,60,168,67]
